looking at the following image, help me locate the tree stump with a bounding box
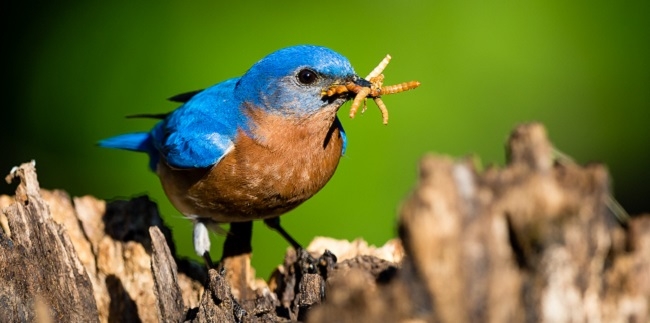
[1,123,648,322]
[309,123,650,322]
[0,161,97,323]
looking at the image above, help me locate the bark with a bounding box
[309,123,650,323]
[1,123,648,323]
[0,161,97,323]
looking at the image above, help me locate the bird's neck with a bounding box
[243,103,340,150]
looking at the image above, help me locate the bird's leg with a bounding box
[264,217,327,276]
[193,221,213,268]
[263,217,302,250]
[221,221,253,258]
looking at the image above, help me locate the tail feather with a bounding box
[98,132,152,152]
[99,132,159,171]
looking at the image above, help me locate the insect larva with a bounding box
[346,83,364,94]
[325,85,349,97]
[381,81,421,95]
[373,97,389,125]
[366,54,392,80]
[324,83,365,97]
[321,54,419,124]
[349,87,371,119]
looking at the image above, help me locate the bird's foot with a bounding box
[295,248,338,276]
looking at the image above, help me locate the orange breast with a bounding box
[157,106,344,223]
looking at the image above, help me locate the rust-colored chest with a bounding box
[157,107,344,222]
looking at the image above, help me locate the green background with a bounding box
[4,1,649,278]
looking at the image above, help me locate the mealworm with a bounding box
[324,83,364,97]
[381,81,421,95]
[368,74,385,94]
[366,54,392,80]
[325,84,349,97]
[373,97,389,125]
[349,87,371,119]
[346,83,364,94]
[320,54,419,124]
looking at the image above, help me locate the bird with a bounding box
[99,45,372,263]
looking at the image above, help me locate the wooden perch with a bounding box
[0,161,207,322]
[0,161,97,323]
[1,123,648,322]
[0,161,401,322]
[309,123,650,322]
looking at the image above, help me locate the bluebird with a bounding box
[99,45,372,263]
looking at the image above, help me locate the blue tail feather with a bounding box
[98,132,151,151]
[98,132,159,170]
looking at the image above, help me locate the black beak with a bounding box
[351,75,372,88]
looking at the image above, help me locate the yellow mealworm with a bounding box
[349,87,371,119]
[368,74,384,85]
[369,74,385,93]
[380,81,421,95]
[324,82,366,97]
[373,97,389,125]
[346,83,365,94]
[325,84,349,96]
[361,99,368,114]
[366,54,392,80]
[322,54,419,125]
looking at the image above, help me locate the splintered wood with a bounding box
[323,54,420,125]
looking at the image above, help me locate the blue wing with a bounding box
[151,78,245,168]
[99,77,246,170]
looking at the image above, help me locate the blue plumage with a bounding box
[100,78,243,169]
[98,132,152,152]
[151,78,243,168]
[235,45,355,115]
[100,45,364,259]
[98,132,158,170]
[101,46,354,170]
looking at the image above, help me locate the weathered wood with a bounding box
[0,161,98,322]
[150,226,185,323]
[308,123,650,322]
[0,160,399,323]
[189,269,240,323]
[1,123,648,323]
[0,163,207,323]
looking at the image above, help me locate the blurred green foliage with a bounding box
[3,1,649,278]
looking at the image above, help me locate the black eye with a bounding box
[297,69,318,85]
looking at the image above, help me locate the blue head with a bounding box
[235,45,360,116]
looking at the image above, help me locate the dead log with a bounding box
[308,123,650,322]
[0,161,97,323]
[0,161,400,322]
[1,123,648,322]
[0,161,207,322]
